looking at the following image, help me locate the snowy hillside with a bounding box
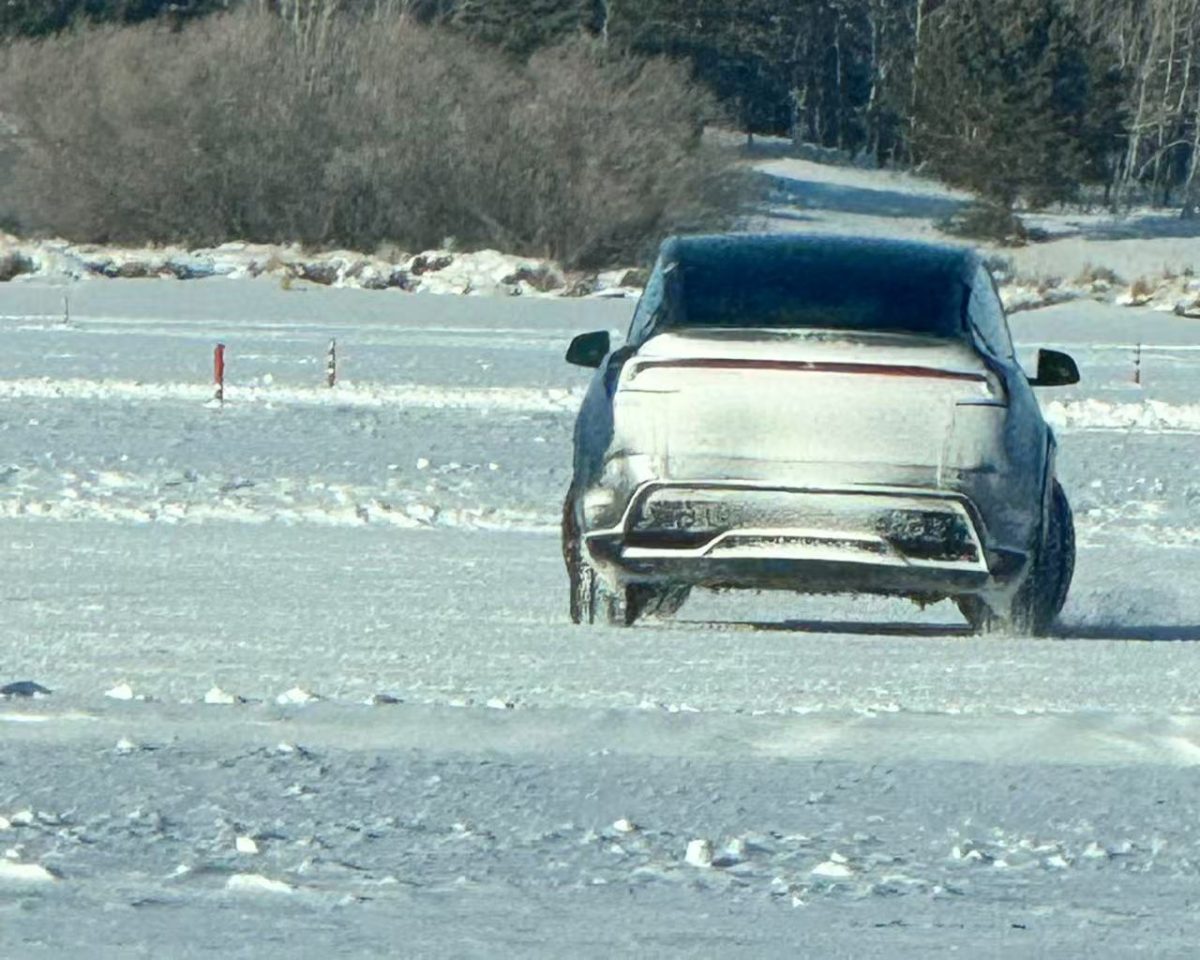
[3,162,1200,956]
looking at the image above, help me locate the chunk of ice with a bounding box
[684,839,713,868]
[276,687,319,706]
[0,861,57,883]
[226,873,293,895]
[236,836,260,855]
[105,682,135,701]
[811,860,855,879]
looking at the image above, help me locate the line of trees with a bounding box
[0,0,232,35]
[433,0,1199,219]
[5,0,1200,222]
[1066,0,1200,210]
[596,0,1198,217]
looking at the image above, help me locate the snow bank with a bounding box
[0,377,582,413]
[1043,398,1200,434]
[0,861,58,884]
[1002,273,1200,316]
[225,873,294,895]
[5,229,1197,318]
[0,234,643,300]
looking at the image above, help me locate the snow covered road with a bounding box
[2,279,1200,956]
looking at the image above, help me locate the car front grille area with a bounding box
[624,487,981,565]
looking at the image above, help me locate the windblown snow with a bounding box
[3,166,1200,957]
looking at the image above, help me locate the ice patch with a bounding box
[225,873,294,895]
[104,682,135,701]
[811,857,856,879]
[0,860,57,883]
[684,839,713,868]
[204,686,241,705]
[276,687,320,706]
[236,836,260,855]
[1081,841,1111,860]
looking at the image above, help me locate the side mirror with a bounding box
[1029,348,1079,387]
[566,330,610,369]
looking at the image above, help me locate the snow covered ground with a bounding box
[755,156,1200,316]
[3,168,1200,955]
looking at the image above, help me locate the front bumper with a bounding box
[581,481,1025,599]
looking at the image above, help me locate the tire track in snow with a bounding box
[0,377,583,413]
[0,488,556,532]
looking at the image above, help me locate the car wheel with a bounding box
[567,536,628,626]
[958,481,1074,637]
[1036,481,1075,627]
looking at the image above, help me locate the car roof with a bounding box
[661,233,977,281]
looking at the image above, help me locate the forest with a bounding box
[1,0,1197,254]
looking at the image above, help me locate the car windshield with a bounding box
[662,243,967,338]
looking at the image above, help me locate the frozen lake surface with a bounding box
[2,268,1200,957]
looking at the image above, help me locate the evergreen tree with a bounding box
[450,0,592,57]
[912,0,1121,211]
[607,0,795,134]
[0,0,228,38]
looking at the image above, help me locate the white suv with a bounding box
[562,234,1078,635]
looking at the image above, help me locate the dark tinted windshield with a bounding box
[660,239,968,339]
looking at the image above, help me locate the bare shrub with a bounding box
[1074,263,1121,287]
[1033,274,1063,296]
[1128,276,1157,304]
[938,203,1031,245]
[0,9,740,267]
[0,251,34,281]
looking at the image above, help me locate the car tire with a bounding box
[958,481,1074,637]
[1036,480,1075,628]
[567,536,628,626]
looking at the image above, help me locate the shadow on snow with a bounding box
[1055,622,1200,642]
[669,618,1200,641]
[676,618,974,638]
[1080,214,1200,242]
[760,172,967,221]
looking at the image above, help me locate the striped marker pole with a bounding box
[214,343,226,404]
[326,338,337,388]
